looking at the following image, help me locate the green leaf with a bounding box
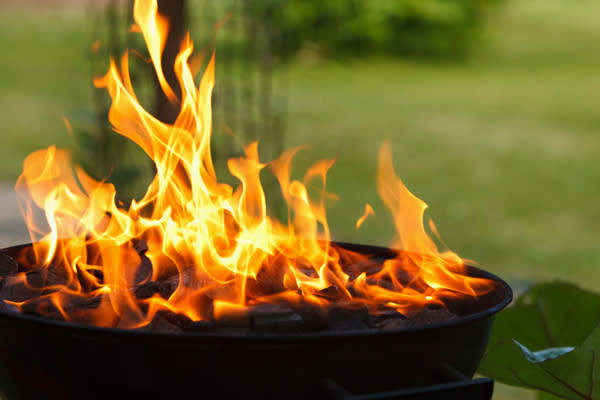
[478,282,600,400]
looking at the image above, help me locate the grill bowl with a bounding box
[0,242,512,399]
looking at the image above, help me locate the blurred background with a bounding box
[0,1,598,397]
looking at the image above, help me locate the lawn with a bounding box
[283,0,600,287]
[0,1,599,398]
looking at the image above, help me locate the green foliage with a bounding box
[478,282,600,399]
[250,0,502,59]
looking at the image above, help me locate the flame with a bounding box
[11,0,495,328]
[356,204,374,229]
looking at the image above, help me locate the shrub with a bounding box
[252,0,501,59]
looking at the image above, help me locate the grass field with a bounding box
[286,0,600,287]
[0,2,598,398]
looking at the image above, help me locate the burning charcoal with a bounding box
[90,269,104,283]
[141,314,181,333]
[293,304,330,332]
[249,304,303,334]
[346,285,358,298]
[158,274,182,299]
[134,282,160,299]
[67,295,102,311]
[22,246,38,270]
[366,277,395,291]
[395,269,414,286]
[0,299,19,313]
[24,264,70,293]
[21,297,64,320]
[135,272,187,301]
[437,294,480,316]
[134,253,153,286]
[315,285,341,300]
[26,269,45,289]
[295,257,318,278]
[182,320,217,333]
[379,317,410,330]
[133,239,149,255]
[76,267,103,293]
[345,259,383,281]
[0,275,42,302]
[0,254,18,276]
[214,307,251,335]
[327,301,371,331]
[45,264,70,287]
[138,310,192,334]
[369,306,407,327]
[246,265,286,296]
[407,307,457,326]
[161,310,192,327]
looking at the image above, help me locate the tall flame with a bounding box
[12,0,494,328]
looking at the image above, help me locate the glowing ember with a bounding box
[4,0,495,330]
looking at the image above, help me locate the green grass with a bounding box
[0,8,95,178]
[283,0,600,288]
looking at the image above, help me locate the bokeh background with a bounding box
[0,1,598,398]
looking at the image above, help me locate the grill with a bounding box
[0,242,511,400]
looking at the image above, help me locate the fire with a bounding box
[9,0,494,329]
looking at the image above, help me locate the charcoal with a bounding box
[160,310,192,327]
[345,259,383,281]
[141,314,181,334]
[138,310,192,334]
[370,306,407,327]
[246,265,286,296]
[133,239,149,255]
[22,247,38,269]
[438,294,477,316]
[293,304,330,332]
[66,295,102,311]
[295,257,317,278]
[346,285,358,298]
[328,301,371,331]
[0,254,18,276]
[135,273,185,301]
[182,320,217,333]
[395,268,414,286]
[134,282,160,299]
[379,317,410,330]
[249,304,303,334]
[409,307,457,325]
[134,253,153,286]
[366,277,395,291]
[374,305,456,329]
[297,267,317,278]
[25,264,70,293]
[21,297,64,320]
[76,267,103,293]
[90,268,104,283]
[45,264,69,287]
[158,274,180,299]
[0,275,41,302]
[0,299,19,313]
[215,307,251,335]
[76,267,92,292]
[26,269,45,289]
[315,285,341,300]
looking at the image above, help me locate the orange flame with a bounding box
[12,0,494,328]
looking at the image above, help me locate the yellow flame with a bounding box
[14,0,495,327]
